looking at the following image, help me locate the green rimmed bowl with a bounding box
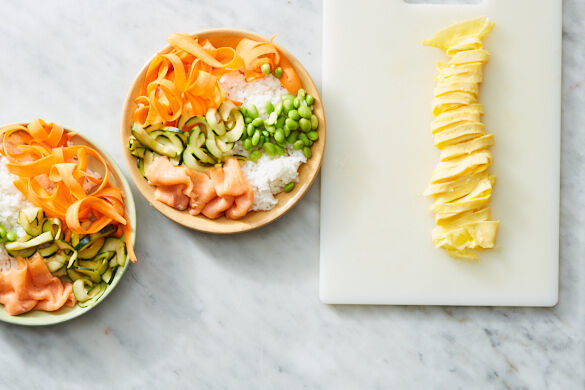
[0,125,136,326]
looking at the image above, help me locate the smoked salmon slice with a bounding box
[146,156,253,220]
[146,157,193,210]
[226,187,254,220]
[189,170,216,216]
[201,195,235,219]
[0,255,76,316]
[155,183,191,210]
[209,158,249,197]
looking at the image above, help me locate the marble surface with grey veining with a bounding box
[0,1,583,389]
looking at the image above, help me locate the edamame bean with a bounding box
[293,140,304,150]
[265,101,274,114]
[298,105,312,119]
[288,109,300,120]
[302,146,312,159]
[276,116,286,129]
[293,97,300,108]
[283,126,291,138]
[263,142,276,156]
[285,118,299,131]
[0,225,6,239]
[245,116,253,124]
[247,104,259,119]
[274,128,285,144]
[299,118,311,132]
[252,129,261,146]
[6,230,17,242]
[240,106,248,117]
[283,99,294,113]
[274,67,283,78]
[297,89,306,100]
[252,117,264,127]
[299,133,310,146]
[282,94,295,101]
[274,102,283,116]
[265,125,276,134]
[311,114,319,130]
[287,131,299,144]
[243,138,253,150]
[274,144,285,155]
[249,150,262,162]
[261,63,271,76]
[247,123,255,137]
[258,135,265,148]
[307,131,319,141]
[305,94,315,106]
[283,182,295,193]
[262,130,270,138]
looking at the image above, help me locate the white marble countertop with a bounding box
[0,1,583,389]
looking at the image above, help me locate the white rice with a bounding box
[0,156,32,233]
[242,148,307,211]
[0,156,33,270]
[220,72,289,119]
[220,71,308,211]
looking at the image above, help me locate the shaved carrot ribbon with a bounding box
[0,120,137,262]
[134,33,301,128]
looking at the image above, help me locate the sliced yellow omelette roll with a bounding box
[423,17,498,261]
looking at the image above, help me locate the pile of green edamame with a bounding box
[0,225,17,245]
[238,87,319,163]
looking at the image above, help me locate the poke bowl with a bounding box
[0,121,136,326]
[121,29,325,233]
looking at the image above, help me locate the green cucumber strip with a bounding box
[131,147,146,159]
[177,114,194,131]
[18,207,44,236]
[219,107,244,142]
[5,231,52,251]
[6,247,36,258]
[78,237,105,260]
[181,149,209,172]
[70,233,81,248]
[38,243,59,258]
[74,267,102,283]
[137,157,145,177]
[101,238,127,267]
[206,108,226,136]
[89,224,116,241]
[102,267,117,284]
[100,237,124,253]
[128,136,142,151]
[75,235,92,251]
[205,129,223,159]
[44,252,68,273]
[67,267,89,283]
[42,218,62,241]
[19,207,42,224]
[78,283,107,308]
[183,116,207,131]
[150,130,185,153]
[131,124,178,158]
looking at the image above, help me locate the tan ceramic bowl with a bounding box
[121,29,326,233]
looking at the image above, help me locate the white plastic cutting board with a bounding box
[320,0,561,306]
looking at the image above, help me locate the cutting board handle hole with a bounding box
[403,0,483,4]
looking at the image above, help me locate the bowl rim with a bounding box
[0,123,136,326]
[120,28,326,234]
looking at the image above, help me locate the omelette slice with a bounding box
[423,17,498,261]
